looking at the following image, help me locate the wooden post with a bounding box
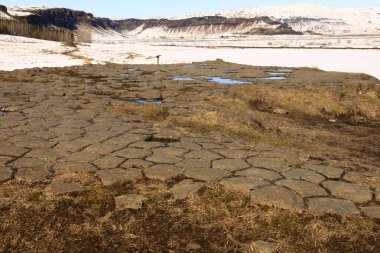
[156,55,161,65]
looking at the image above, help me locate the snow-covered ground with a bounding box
[0,34,379,80]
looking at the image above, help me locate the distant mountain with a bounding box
[174,4,380,35]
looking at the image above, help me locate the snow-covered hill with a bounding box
[174,4,380,35]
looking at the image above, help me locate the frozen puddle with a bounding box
[173,76,195,81]
[261,76,287,80]
[131,99,163,104]
[205,76,253,85]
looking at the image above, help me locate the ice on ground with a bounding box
[0,34,379,80]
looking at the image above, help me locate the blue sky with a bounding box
[3,0,380,18]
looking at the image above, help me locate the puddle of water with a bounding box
[173,76,195,81]
[261,76,287,80]
[132,99,163,104]
[267,72,287,75]
[0,112,5,117]
[205,76,253,85]
[128,68,137,72]
[277,69,293,73]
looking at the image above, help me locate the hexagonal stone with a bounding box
[55,140,89,152]
[153,147,189,157]
[10,158,49,169]
[176,158,210,169]
[221,177,269,193]
[343,171,377,185]
[360,206,380,219]
[113,148,152,159]
[247,157,289,172]
[130,141,164,149]
[281,169,325,184]
[308,198,360,215]
[152,130,181,142]
[322,181,372,204]
[146,154,182,164]
[0,167,13,182]
[185,150,222,160]
[25,149,62,162]
[276,179,328,197]
[105,133,150,146]
[121,159,152,169]
[54,162,98,174]
[0,146,28,157]
[0,156,13,165]
[169,142,202,150]
[115,194,147,211]
[15,168,51,184]
[212,159,250,172]
[184,167,231,182]
[144,164,183,181]
[215,149,258,159]
[251,185,304,210]
[171,179,205,200]
[93,156,126,169]
[59,152,100,163]
[44,182,86,196]
[84,143,121,155]
[236,168,282,181]
[98,168,142,186]
[302,164,344,179]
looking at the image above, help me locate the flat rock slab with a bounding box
[115,194,147,210]
[176,158,210,169]
[302,164,344,179]
[93,156,126,169]
[25,149,62,162]
[308,198,360,215]
[153,147,189,157]
[98,168,142,186]
[281,169,325,184]
[130,141,165,149]
[0,146,29,157]
[54,162,98,174]
[10,158,49,169]
[152,130,181,142]
[249,240,278,253]
[376,186,380,202]
[213,159,250,172]
[121,159,152,169]
[236,168,282,181]
[169,142,202,151]
[322,181,372,204]
[247,157,289,172]
[113,148,152,159]
[214,149,258,159]
[146,154,182,164]
[360,206,380,219]
[15,168,51,184]
[44,182,86,196]
[184,167,231,182]
[144,164,183,181]
[221,177,269,193]
[251,185,304,211]
[185,150,222,160]
[276,179,327,197]
[171,179,205,199]
[0,167,13,182]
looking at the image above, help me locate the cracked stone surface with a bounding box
[115,194,147,210]
[98,168,142,186]
[251,185,305,211]
[0,63,378,217]
[171,179,205,200]
[322,181,372,204]
[308,198,360,215]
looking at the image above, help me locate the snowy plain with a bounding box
[0,34,379,80]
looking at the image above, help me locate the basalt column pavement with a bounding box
[0,62,379,218]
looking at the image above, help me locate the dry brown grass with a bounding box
[0,182,379,253]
